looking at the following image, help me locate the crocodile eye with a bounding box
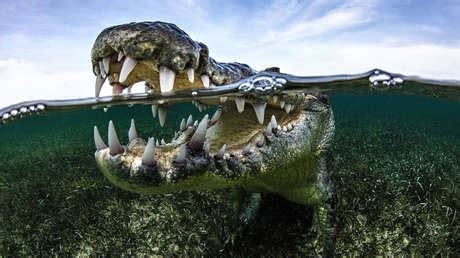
[133,41,138,45]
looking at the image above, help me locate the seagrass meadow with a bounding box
[0,92,459,256]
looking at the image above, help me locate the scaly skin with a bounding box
[91,21,337,254]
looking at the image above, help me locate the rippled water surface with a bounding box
[0,79,459,256]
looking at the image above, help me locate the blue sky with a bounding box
[1,0,459,106]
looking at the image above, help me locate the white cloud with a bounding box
[0,58,93,107]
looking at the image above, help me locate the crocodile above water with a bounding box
[1,21,460,256]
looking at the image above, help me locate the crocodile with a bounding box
[91,21,337,254]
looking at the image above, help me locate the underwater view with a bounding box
[0,81,459,256]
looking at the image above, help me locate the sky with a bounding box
[0,0,459,107]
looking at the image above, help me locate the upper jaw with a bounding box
[91,21,210,97]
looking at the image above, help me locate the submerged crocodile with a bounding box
[91,21,337,253]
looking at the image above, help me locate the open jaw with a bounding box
[91,21,254,97]
[92,22,334,204]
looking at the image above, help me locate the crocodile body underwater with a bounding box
[91,21,336,253]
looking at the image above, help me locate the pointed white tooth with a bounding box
[242,144,251,155]
[159,66,175,93]
[175,144,187,163]
[265,122,273,137]
[279,100,285,109]
[158,106,167,127]
[119,57,137,83]
[256,136,265,147]
[272,95,278,103]
[197,105,203,112]
[282,125,287,132]
[94,126,107,151]
[180,118,186,131]
[156,139,159,146]
[211,108,222,123]
[252,102,267,125]
[187,68,194,83]
[117,51,124,62]
[220,96,228,103]
[102,57,110,74]
[201,74,210,88]
[161,139,166,145]
[99,61,106,78]
[270,115,278,128]
[142,137,156,167]
[193,120,199,127]
[203,141,210,153]
[287,123,293,131]
[128,118,138,142]
[95,75,106,97]
[151,104,158,118]
[285,103,292,114]
[186,114,193,127]
[189,114,208,150]
[235,97,245,113]
[108,120,124,155]
[216,144,227,159]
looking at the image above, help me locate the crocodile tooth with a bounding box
[242,144,251,155]
[119,57,137,83]
[272,95,278,103]
[156,139,159,146]
[216,144,227,159]
[108,121,124,156]
[235,97,245,113]
[279,100,285,109]
[282,125,287,132]
[117,51,124,62]
[94,126,107,150]
[201,74,210,88]
[186,114,193,127]
[252,102,266,124]
[175,144,187,163]
[270,115,278,128]
[95,75,106,97]
[287,123,293,131]
[158,106,167,127]
[159,66,175,93]
[180,118,186,131]
[193,120,199,127]
[211,108,222,124]
[99,61,106,78]
[128,118,138,142]
[203,141,210,153]
[102,57,110,74]
[187,68,194,83]
[220,96,228,103]
[142,138,156,167]
[151,104,158,118]
[285,103,292,114]
[256,136,265,147]
[161,139,166,145]
[265,122,273,137]
[189,114,208,150]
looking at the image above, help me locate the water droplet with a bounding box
[19,107,28,113]
[29,106,36,111]
[37,104,45,110]
[103,107,109,112]
[192,91,198,96]
[2,113,9,120]
[10,109,18,116]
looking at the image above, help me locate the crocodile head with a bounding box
[92,22,334,204]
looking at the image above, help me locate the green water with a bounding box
[0,92,459,256]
